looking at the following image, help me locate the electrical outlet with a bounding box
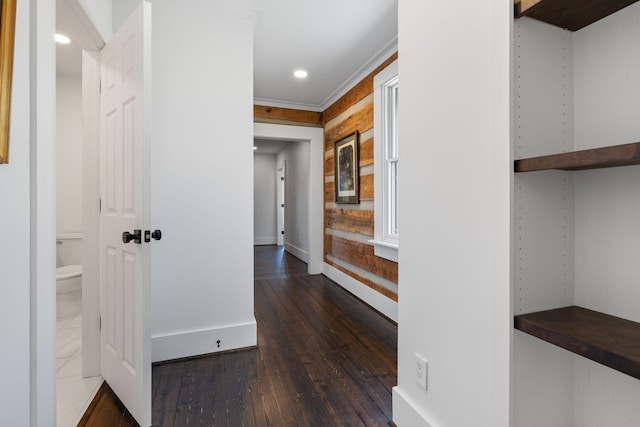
[415,353,428,390]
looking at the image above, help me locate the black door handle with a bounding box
[122,229,142,244]
[144,229,162,242]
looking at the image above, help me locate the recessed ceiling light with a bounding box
[55,33,71,44]
[294,70,308,79]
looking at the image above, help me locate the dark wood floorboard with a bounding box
[80,245,397,426]
[77,382,140,427]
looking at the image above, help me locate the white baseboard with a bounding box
[392,387,436,427]
[254,236,277,245]
[285,242,309,263]
[151,319,257,363]
[322,262,398,322]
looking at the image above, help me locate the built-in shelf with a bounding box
[514,142,640,172]
[515,0,640,31]
[515,306,640,379]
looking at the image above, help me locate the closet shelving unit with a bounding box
[514,142,640,380]
[514,0,640,412]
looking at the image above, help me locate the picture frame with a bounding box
[0,0,16,164]
[334,131,359,204]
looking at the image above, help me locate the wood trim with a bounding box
[254,105,323,127]
[325,208,374,236]
[323,53,398,124]
[325,234,398,283]
[325,258,398,301]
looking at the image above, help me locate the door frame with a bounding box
[277,163,285,246]
[254,123,324,275]
[82,49,102,377]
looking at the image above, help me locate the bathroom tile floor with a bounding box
[56,314,102,427]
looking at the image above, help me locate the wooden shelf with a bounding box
[514,142,640,172]
[515,306,640,379]
[515,0,640,31]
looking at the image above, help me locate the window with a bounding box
[372,59,398,262]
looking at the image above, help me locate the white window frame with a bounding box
[371,59,399,262]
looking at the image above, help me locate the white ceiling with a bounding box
[252,0,398,111]
[56,0,103,77]
[253,138,293,155]
[56,0,398,111]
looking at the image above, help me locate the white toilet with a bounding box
[56,236,83,320]
[56,265,83,319]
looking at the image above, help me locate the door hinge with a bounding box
[99,197,102,213]
[281,204,284,208]
[281,230,285,235]
[281,177,285,181]
[99,316,101,331]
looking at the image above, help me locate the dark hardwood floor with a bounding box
[77,382,139,427]
[81,245,397,426]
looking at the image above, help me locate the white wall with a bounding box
[112,0,140,32]
[276,141,310,261]
[0,1,33,423]
[0,0,56,424]
[56,74,83,235]
[150,0,256,362]
[78,0,113,42]
[394,1,511,426]
[254,153,277,245]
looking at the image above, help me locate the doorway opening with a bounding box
[55,2,103,426]
[253,123,324,274]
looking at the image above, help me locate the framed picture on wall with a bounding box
[334,131,359,204]
[0,0,16,164]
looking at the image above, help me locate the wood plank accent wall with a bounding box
[254,105,323,127]
[323,53,399,302]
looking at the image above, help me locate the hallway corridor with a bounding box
[81,246,398,426]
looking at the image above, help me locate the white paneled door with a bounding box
[100,3,151,426]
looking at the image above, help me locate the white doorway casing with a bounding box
[277,164,285,246]
[254,123,324,275]
[82,49,102,378]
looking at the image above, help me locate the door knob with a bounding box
[122,229,142,244]
[144,229,162,242]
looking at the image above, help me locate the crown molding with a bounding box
[319,36,398,111]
